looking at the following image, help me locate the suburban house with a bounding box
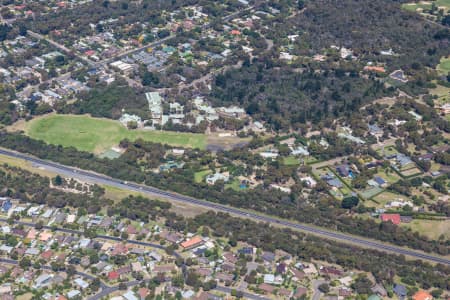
[206,173,229,185]
[394,284,407,299]
[217,106,246,118]
[380,213,401,225]
[413,291,433,300]
[368,124,383,136]
[180,236,204,250]
[336,164,352,177]
[146,92,163,120]
[439,103,450,114]
[0,198,12,212]
[374,176,386,185]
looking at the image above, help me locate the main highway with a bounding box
[0,147,449,266]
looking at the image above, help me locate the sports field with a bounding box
[24,114,207,153]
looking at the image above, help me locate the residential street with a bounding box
[312,279,327,300]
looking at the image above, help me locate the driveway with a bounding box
[312,279,327,300]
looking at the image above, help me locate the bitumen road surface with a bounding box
[312,279,327,300]
[0,148,449,266]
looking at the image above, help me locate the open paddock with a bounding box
[22,114,208,153]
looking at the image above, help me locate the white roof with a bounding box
[66,214,76,223]
[260,152,279,158]
[145,92,162,105]
[42,209,54,218]
[291,146,309,156]
[206,173,229,184]
[123,291,138,300]
[67,290,81,299]
[0,245,13,253]
[264,274,275,283]
[74,278,89,289]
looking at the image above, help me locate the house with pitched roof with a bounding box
[380,213,401,225]
[413,291,433,300]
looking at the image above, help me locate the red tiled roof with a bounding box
[138,288,149,299]
[180,236,203,249]
[40,250,53,260]
[364,66,386,73]
[108,271,119,280]
[85,50,95,56]
[413,291,433,300]
[380,213,401,225]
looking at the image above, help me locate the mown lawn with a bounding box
[370,191,403,208]
[437,57,450,75]
[194,169,212,183]
[401,219,450,240]
[402,2,432,11]
[430,82,450,105]
[225,178,245,191]
[375,169,401,184]
[283,156,300,165]
[402,0,450,12]
[25,114,207,153]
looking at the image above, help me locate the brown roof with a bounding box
[278,288,292,297]
[40,250,53,260]
[111,243,128,256]
[116,265,131,275]
[56,253,66,262]
[10,267,22,278]
[259,283,275,294]
[215,272,233,282]
[195,268,213,277]
[294,287,308,298]
[127,225,137,235]
[14,247,26,256]
[320,266,342,276]
[160,231,183,244]
[290,268,306,280]
[339,289,352,297]
[221,263,235,273]
[153,264,176,273]
[194,292,209,300]
[223,252,238,264]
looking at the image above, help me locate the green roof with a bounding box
[368,295,381,300]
